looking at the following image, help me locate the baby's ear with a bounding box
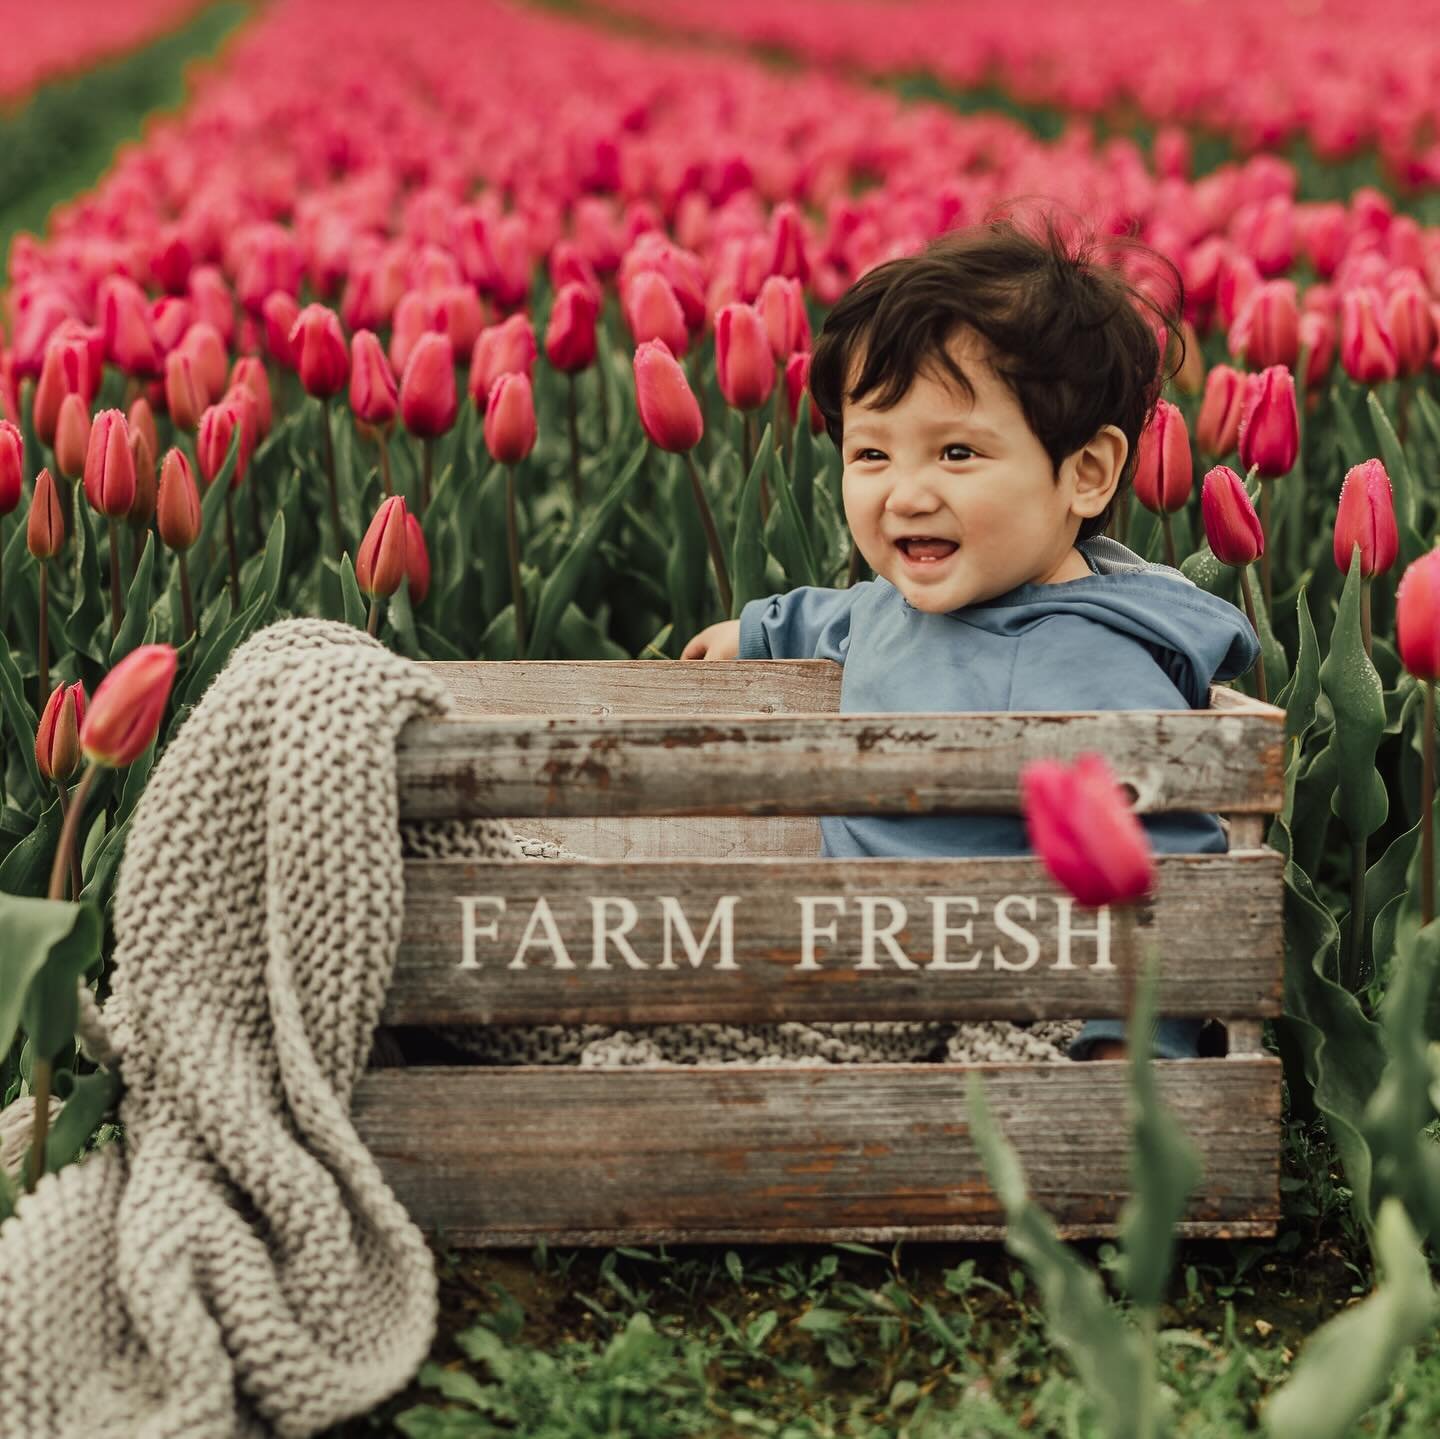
[1069,424,1128,519]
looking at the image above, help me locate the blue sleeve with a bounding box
[738,585,864,663]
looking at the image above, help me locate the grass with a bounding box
[322,1121,1440,1437]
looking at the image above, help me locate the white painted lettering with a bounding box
[656,895,739,970]
[508,896,575,970]
[925,896,982,969]
[589,896,647,969]
[795,896,846,970]
[992,894,1041,971]
[456,897,505,970]
[1053,897,1113,971]
[856,896,918,970]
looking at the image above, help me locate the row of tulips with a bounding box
[586,0,1440,188]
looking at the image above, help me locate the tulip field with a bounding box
[10,0,1440,1432]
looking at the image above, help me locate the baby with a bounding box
[681,216,1261,1060]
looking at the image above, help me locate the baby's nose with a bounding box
[884,473,942,512]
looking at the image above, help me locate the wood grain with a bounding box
[396,708,1285,820]
[353,1058,1282,1245]
[387,851,1283,1023]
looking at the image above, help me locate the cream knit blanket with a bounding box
[0,617,1074,1438]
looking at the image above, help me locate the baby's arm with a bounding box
[681,621,740,659]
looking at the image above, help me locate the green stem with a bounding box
[567,373,583,509]
[1345,837,1367,992]
[366,596,381,637]
[1136,1307,1158,1439]
[108,521,123,636]
[377,431,393,499]
[223,487,241,613]
[683,450,733,617]
[1259,481,1272,613]
[36,561,48,715]
[506,464,528,657]
[1237,567,1268,706]
[1424,682,1435,928]
[179,551,196,642]
[1160,509,1177,569]
[1360,578,1373,662]
[26,1057,52,1193]
[421,436,434,515]
[322,396,344,561]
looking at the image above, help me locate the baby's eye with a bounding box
[942,443,975,462]
[853,448,887,462]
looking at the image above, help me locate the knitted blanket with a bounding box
[0,617,1074,1438]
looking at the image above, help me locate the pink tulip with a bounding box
[262,291,300,368]
[54,394,91,480]
[483,372,538,464]
[289,304,349,398]
[355,495,409,599]
[1021,753,1154,908]
[350,330,400,428]
[1340,287,1399,384]
[164,350,207,432]
[0,420,22,516]
[100,276,162,378]
[634,340,703,453]
[468,314,538,408]
[1227,281,1299,370]
[1384,282,1435,378]
[1131,400,1192,514]
[1201,465,1265,566]
[405,512,430,606]
[756,275,811,362]
[400,332,459,438]
[1397,550,1440,681]
[32,337,91,447]
[1297,309,1336,390]
[1195,365,1246,457]
[716,302,775,411]
[156,448,201,551]
[544,282,599,373]
[27,467,64,560]
[1333,460,1399,578]
[36,681,86,783]
[229,356,272,437]
[1237,367,1299,479]
[623,270,688,356]
[81,644,178,767]
[83,410,137,518]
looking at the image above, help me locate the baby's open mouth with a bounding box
[896,537,959,562]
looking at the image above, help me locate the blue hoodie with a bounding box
[737,535,1261,1057]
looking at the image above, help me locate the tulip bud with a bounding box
[0,420,21,515]
[544,282,599,373]
[157,448,201,550]
[1195,365,1245,458]
[400,332,459,438]
[349,329,399,428]
[229,356,272,437]
[633,340,704,453]
[483,372,538,465]
[152,295,194,355]
[1236,367,1299,479]
[1385,282,1435,379]
[755,275,811,363]
[289,304,349,397]
[767,201,810,285]
[1202,465,1265,566]
[27,467,65,559]
[1297,309,1336,390]
[1227,280,1300,370]
[1173,319,1205,395]
[100,276,162,377]
[262,291,300,367]
[164,349,207,431]
[196,401,249,489]
[468,314,538,408]
[36,681,86,783]
[1132,400,1193,514]
[784,350,824,434]
[128,426,157,526]
[80,643,178,767]
[355,495,409,599]
[83,410,137,518]
[716,303,775,411]
[1397,549,1440,681]
[623,270,688,357]
[1333,459,1399,578]
[1020,753,1154,908]
[54,393,91,480]
[33,338,90,447]
[1340,287,1399,384]
[405,511,430,606]
[181,321,228,403]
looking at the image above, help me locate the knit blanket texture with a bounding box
[0,617,1074,1438]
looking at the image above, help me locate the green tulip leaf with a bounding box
[339,552,367,630]
[108,530,156,667]
[0,893,102,1062]
[0,800,63,899]
[0,629,45,807]
[1365,392,1426,566]
[65,498,108,665]
[731,428,771,617]
[43,1067,121,1175]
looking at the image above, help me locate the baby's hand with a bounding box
[681,620,741,660]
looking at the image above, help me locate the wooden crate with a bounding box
[353,661,1286,1246]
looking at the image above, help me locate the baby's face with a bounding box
[841,329,1097,612]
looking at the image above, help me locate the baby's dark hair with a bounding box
[808,207,1185,542]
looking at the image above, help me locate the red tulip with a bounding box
[262,291,300,368]
[405,511,430,606]
[1195,364,1246,457]
[54,394,90,480]
[100,276,162,378]
[785,350,824,434]
[157,448,201,550]
[1385,282,1435,379]
[1131,400,1192,514]
[468,314,537,407]
[32,337,91,447]
[1397,549,1440,681]
[623,270,688,357]
[36,681,86,783]
[634,340,703,453]
[197,401,249,489]
[767,201,810,285]
[81,644,178,767]
[400,332,459,438]
[544,282,599,373]
[1021,753,1154,908]
[1297,309,1336,390]
[27,467,64,559]
[0,420,21,515]
[151,296,194,354]
[355,495,409,599]
[1333,460,1399,578]
[716,303,775,411]
[1227,281,1300,370]
[1202,465,1265,566]
[1340,287,1399,385]
[164,349,207,431]
[128,426,157,526]
[188,265,236,347]
[1237,367,1299,479]
[289,304,349,398]
[483,372,538,464]
[349,329,399,428]
[229,356,272,437]
[756,275,810,363]
[83,410,136,518]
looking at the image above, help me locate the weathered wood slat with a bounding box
[388,852,1283,1022]
[396,708,1285,820]
[431,659,844,715]
[511,816,821,861]
[354,1059,1281,1244]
